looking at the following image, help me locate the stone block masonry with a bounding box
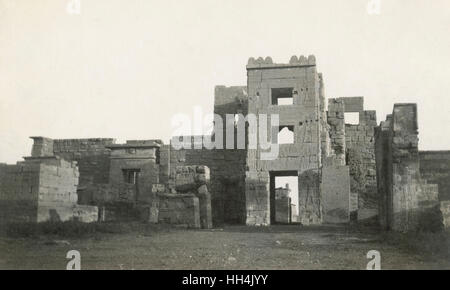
[0,161,40,223]
[275,196,291,224]
[322,159,351,223]
[419,151,450,201]
[157,194,200,228]
[441,201,450,228]
[3,54,448,233]
[245,55,326,226]
[328,97,378,221]
[170,85,249,226]
[53,138,114,186]
[375,104,443,232]
[245,171,270,226]
[0,152,98,224]
[172,165,212,229]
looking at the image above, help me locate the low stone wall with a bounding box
[157,194,200,228]
[38,204,98,223]
[98,202,140,222]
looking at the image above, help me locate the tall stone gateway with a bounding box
[244,55,329,226]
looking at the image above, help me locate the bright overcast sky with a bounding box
[1,0,449,163]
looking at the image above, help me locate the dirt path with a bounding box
[0,224,448,270]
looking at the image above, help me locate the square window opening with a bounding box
[271,88,294,105]
[122,169,140,184]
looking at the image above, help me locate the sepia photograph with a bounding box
[0,0,449,276]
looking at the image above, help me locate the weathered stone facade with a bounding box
[1,55,449,232]
[327,97,378,221]
[375,104,443,232]
[0,139,98,224]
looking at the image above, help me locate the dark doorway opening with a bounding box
[269,171,299,224]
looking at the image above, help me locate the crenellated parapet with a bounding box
[246,55,316,69]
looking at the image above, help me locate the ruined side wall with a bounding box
[212,86,248,225]
[328,97,378,220]
[375,104,442,232]
[36,158,87,222]
[327,99,346,164]
[53,138,114,189]
[345,110,378,220]
[419,151,450,201]
[319,74,332,162]
[374,116,393,229]
[169,142,246,225]
[0,162,40,223]
[159,144,171,185]
[169,86,248,225]
[0,157,97,224]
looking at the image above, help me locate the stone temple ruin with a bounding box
[0,55,449,232]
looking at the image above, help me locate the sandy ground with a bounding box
[0,224,448,270]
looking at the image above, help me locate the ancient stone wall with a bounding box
[345,110,378,220]
[173,165,212,229]
[327,97,378,220]
[30,137,54,157]
[419,151,450,201]
[34,157,79,222]
[0,156,98,223]
[107,142,160,204]
[0,161,40,223]
[157,194,200,228]
[168,86,248,225]
[159,144,171,185]
[275,196,291,224]
[211,86,248,225]
[374,115,393,229]
[52,138,115,199]
[321,158,351,223]
[375,104,442,232]
[327,99,346,164]
[245,171,270,225]
[169,145,245,225]
[82,183,137,205]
